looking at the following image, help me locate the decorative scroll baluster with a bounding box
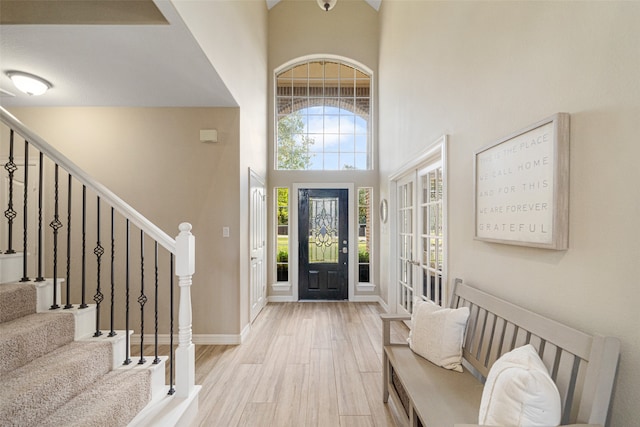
[153,242,160,364]
[4,130,17,254]
[175,223,195,398]
[64,174,73,309]
[168,253,175,395]
[49,164,62,310]
[138,230,147,364]
[35,152,44,282]
[93,197,104,337]
[124,219,132,365]
[79,186,87,308]
[20,140,29,281]
[109,207,116,337]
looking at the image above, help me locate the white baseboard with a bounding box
[133,333,243,346]
[378,296,390,313]
[350,294,381,302]
[268,295,297,302]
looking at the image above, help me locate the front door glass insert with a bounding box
[309,197,339,263]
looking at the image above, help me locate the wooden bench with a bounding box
[381,279,620,427]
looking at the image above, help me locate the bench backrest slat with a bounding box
[450,279,620,425]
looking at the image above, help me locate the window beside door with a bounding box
[358,187,372,284]
[276,187,289,282]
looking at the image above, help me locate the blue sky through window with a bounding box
[300,106,368,170]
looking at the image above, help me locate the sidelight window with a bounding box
[276,187,289,282]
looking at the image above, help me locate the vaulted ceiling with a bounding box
[0,0,381,108]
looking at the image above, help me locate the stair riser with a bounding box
[0,254,22,284]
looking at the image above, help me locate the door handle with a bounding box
[342,247,348,254]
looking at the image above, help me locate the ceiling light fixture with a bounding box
[317,0,337,12]
[6,71,52,96]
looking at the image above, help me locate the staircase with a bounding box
[0,107,200,426]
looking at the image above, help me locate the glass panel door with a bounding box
[396,173,415,314]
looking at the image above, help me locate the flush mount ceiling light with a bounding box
[317,0,337,11]
[6,71,52,96]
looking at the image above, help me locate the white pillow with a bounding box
[479,344,562,426]
[408,298,470,372]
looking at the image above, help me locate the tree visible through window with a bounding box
[276,59,371,170]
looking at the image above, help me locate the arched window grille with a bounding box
[275,59,371,170]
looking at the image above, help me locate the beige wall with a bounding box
[173,0,269,333]
[268,0,380,298]
[378,2,640,425]
[6,107,241,337]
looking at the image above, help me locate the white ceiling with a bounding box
[0,1,237,108]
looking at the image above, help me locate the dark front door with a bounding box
[298,189,348,300]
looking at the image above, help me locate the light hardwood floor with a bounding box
[171,302,409,427]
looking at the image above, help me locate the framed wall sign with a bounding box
[474,113,570,249]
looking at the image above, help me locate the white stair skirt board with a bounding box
[127,385,201,427]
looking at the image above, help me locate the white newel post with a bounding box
[175,222,195,398]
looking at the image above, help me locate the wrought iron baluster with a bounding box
[154,242,160,364]
[124,219,132,365]
[168,253,175,395]
[64,173,73,309]
[4,130,17,254]
[109,207,116,337]
[79,185,87,308]
[49,164,62,310]
[138,230,147,364]
[20,140,29,281]
[93,197,104,337]
[35,152,44,282]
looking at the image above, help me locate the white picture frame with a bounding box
[474,113,570,250]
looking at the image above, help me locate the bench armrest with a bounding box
[380,313,411,346]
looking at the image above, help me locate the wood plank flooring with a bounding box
[179,302,408,427]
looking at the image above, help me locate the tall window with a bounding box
[275,59,371,170]
[358,188,372,283]
[276,188,289,282]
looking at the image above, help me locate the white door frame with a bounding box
[291,182,355,301]
[249,169,267,323]
[387,135,448,312]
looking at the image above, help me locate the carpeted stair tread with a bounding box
[0,311,75,374]
[40,367,152,427]
[0,283,36,323]
[0,340,113,427]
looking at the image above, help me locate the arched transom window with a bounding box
[275,59,371,170]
